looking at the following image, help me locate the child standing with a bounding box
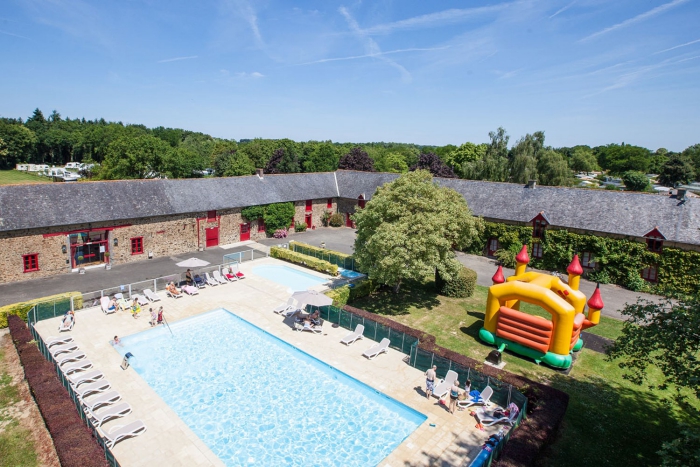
[149,308,157,327]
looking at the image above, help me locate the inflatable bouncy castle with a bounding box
[478,245,604,369]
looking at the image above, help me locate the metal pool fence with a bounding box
[27,306,121,467]
[288,243,357,271]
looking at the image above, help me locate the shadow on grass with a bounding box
[352,279,440,316]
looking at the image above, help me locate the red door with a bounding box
[205,227,219,247]
[346,213,354,228]
[305,214,312,228]
[240,223,250,241]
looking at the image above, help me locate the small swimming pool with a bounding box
[338,267,366,279]
[252,264,327,291]
[117,309,425,466]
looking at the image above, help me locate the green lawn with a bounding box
[0,170,50,185]
[352,280,699,467]
[0,343,39,467]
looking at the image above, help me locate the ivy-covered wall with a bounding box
[466,222,700,298]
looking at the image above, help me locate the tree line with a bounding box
[1,108,698,188]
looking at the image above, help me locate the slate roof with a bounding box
[1,170,698,246]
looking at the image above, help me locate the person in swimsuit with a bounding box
[449,380,462,414]
[157,307,164,325]
[425,365,437,399]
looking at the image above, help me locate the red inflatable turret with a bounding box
[567,254,583,290]
[514,245,529,275]
[492,265,505,284]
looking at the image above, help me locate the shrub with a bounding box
[321,211,332,227]
[436,266,477,298]
[270,247,339,275]
[294,222,307,232]
[241,205,266,222]
[495,244,524,269]
[289,241,354,269]
[273,229,287,239]
[325,286,350,307]
[329,213,344,227]
[1,292,83,328]
[348,280,375,301]
[263,202,295,232]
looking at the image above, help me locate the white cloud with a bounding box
[297,46,449,65]
[157,55,198,63]
[654,38,700,55]
[549,1,577,19]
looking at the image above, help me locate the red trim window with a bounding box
[131,237,144,255]
[646,237,663,253]
[358,195,366,209]
[641,265,658,282]
[487,238,499,257]
[533,219,547,238]
[207,210,217,222]
[327,198,333,209]
[305,200,313,212]
[581,252,595,268]
[532,242,543,259]
[22,253,39,272]
[258,218,265,233]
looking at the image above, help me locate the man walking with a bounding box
[425,365,437,399]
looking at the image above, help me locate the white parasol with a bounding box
[175,258,211,268]
[291,290,333,307]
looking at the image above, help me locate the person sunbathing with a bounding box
[166,282,181,295]
[108,298,117,311]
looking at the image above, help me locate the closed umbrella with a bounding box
[291,290,333,308]
[175,258,210,268]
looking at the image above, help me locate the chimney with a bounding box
[527,180,537,189]
[255,168,264,179]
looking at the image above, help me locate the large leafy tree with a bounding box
[353,170,483,293]
[597,144,652,174]
[444,142,487,177]
[681,144,700,181]
[0,122,37,168]
[568,146,599,173]
[607,297,700,466]
[463,127,509,181]
[264,147,300,174]
[537,149,572,186]
[621,171,651,191]
[410,152,457,178]
[509,131,545,184]
[338,147,375,171]
[214,150,256,176]
[658,154,695,187]
[99,134,172,179]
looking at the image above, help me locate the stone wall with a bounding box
[289,198,335,233]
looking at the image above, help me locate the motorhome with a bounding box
[15,164,28,171]
[48,167,81,182]
[65,162,82,170]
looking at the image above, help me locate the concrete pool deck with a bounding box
[34,257,501,467]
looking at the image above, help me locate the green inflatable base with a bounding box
[479,328,573,369]
[572,337,584,352]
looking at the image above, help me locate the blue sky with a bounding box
[1,0,699,150]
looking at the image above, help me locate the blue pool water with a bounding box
[338,268,366,279]
[252,265,328,291]
[117,309,425,466]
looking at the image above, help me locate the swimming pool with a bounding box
[252,264,328,291]
[117,309,425,466]
[338,267,366,279]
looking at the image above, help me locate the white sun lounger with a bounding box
[45,336,74,349]
[62,359,93,375]
[75,380,111,400]
[182,285,198,295]
[143,288,161,302]
[58,317,74,332]
[223,268,240,282]
[134,294,149,306]
[475,402,520,427]
[363,338,390,360]
[297,321,323,334]
[204,272,219,287]
[283,304,305,317]
[273,298,296,314]
[50,342,79,357]
[57,351,86,366]
[458,386,493,409]
[99,420,147,449]
[82,390,121,413]
[212,270,228,285]
[87,402,132,428]
[68,370,104,388]
[117,298,131,312]
[340,324,365,346]
[100,296,116,315]
[432,370,458,399]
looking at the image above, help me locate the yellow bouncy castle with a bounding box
[478,245,604,369]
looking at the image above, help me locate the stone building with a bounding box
[0,170,698,284]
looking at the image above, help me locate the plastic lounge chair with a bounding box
[283,304,305,318]
[87,402,132,428]
[75,380,111,400]
[340,324,365,346]
[143,289,161,302]
[212,270,228,285]
[432,370,459,399]
[117,298,131,312]
[100,297,116,315]
[58,317,74,332]
[135,294,149,306]
[234,270,246,280]
[50,342,79,357]
[182,285,199,295]
[223,267,238,282]
[56,351,86,366]
[459,386,494,409]
[62,359,93,375]
[273,298,296,314]
[475,402,520,427]
[204,272,219,287]
[166,288,184,299]
[82,390,121,412]
[45,336,74,349]
[68,369,104,388]
[363,338,390,360]
[99,420,147,449]
[297,321,322,334]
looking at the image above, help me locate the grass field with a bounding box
[352,280,699,467]
[0,170,51,185]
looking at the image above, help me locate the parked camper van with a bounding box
[15,164,28,171]
[48,167,81,182]
[64,162,82,170]
[28,164,49,173]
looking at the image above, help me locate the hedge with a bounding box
[325,286,350,307]
[348,279,375,301]
[466,221,700,298]
[436,266,477,298]
[341,304,569,467]
[0,291,83,328]
[7,315,109,467]
[289,240,355,268]
[270,247,339,275]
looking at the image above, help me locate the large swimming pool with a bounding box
[251,264,328,291]
[117,309,425,466]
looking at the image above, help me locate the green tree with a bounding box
[621,171,651,191]
[681,144,700,180]
[352,170,483,293]
[302,141,339,172]
[214,150,256,176]
[0,122,37,168]
[597,144,652,174]
[444,142,487,177]
[658,154,695,187]
[264,202,295,232]
[163,146,204,178]
[463,127,509,181]
[381,152,409,173]
[569,146,599,173]
[537,149,572,186]
[0,137,8,160]
[99,134,172,179]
